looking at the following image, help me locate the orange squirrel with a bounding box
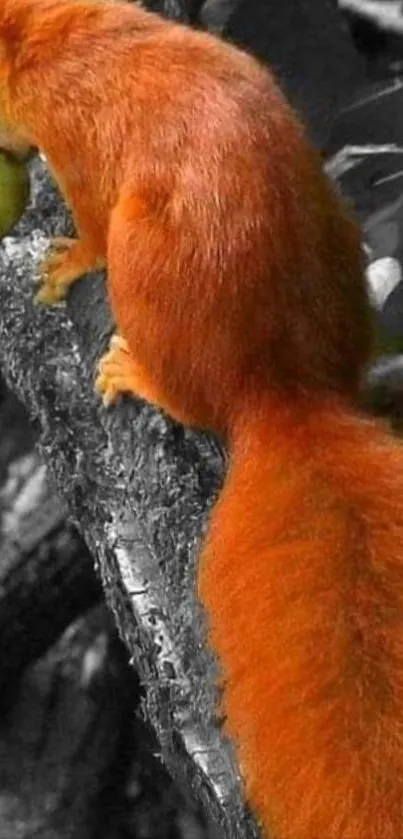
[1,1,403,837]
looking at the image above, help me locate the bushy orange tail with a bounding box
[198,396,403,839]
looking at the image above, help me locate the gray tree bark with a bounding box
[0,450,103,697]
[0,603,137,839]
[0,157,260,839]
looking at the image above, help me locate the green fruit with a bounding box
[0,151,30,238]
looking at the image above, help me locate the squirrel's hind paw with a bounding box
[95,334,139,407]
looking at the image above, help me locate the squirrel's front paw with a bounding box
[35,237,103,305]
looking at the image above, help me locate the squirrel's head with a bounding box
[0,1,37,160]
[0,121,33,161]
[0,50,34,161]
[0,0,115,159]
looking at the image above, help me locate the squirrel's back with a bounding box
[0,0,372,410]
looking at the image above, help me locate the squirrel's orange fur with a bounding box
[1,2,403,836]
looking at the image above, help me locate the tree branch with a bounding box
[0,450,103,697]
[0,158,260,839]
[0,604,138,839]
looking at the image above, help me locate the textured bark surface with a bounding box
[0,604,137,839]
[0,450,103,697]
[0,158,260,839]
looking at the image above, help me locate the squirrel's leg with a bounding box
[95,333,186,421]
[35,237,105,305]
